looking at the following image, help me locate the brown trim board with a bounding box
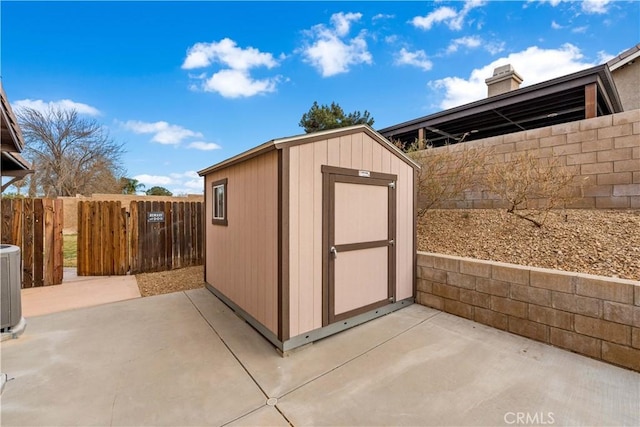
[324,166,398,325]
[278,148,290,342]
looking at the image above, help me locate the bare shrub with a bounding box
[486,151,581,227]
[400,140,489,216]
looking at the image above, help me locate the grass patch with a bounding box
[63,234,77,267]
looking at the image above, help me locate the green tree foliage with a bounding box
[145,186,173,196]
[120,178,145,194]
[299,101,374,133]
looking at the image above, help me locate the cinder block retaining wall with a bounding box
[416,252,640,372]
[420,109,640,210]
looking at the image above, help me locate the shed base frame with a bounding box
[205,283,414,354]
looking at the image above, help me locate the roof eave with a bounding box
[198,125,420,177]
[378,64,622,136]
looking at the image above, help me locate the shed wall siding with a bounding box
[204,150,279,334]
[288,133,415,337]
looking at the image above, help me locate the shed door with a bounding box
[322,166,396,325]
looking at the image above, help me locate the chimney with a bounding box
[485,64,523,97]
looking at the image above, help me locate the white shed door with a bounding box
[323,166,396,325]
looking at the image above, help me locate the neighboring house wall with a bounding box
[415,109,640,210]
[416,252,640,372]
[60,193,204,234]
[610,53,640,111]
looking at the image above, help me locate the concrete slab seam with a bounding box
[184,291,294,426]
[277,310,444,401]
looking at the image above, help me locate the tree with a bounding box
[485,151,581,227]
[145,186,172,196]
[299,101,374,133]
[17,106,125,197]
[120,178,145,195]
[402,139,488,215]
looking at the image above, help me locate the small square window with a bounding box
[211,179,227,226]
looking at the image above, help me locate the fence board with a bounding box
[43,198,55,285]
[54,199,64,284]
[0,198,63,288]
[77,200,203,275]
[23,199,35,287]
[33,199,44,287]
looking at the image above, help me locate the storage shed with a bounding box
[198,125,419,352]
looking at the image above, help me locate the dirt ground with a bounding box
[135,265,205,297]
[418,209,639,281]
[136,209,639,297]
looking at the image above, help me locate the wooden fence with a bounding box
[0,198,64,287]
[77,201,128,276]
[77,201,203,275]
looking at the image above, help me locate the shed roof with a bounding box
[198,124,419,176]
[378,64,622,147]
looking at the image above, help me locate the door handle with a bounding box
[330,246,338,259]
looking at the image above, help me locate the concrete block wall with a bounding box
[416,252,640,372]
[421,109,640,209]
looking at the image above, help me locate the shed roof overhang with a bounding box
[198,124,420,176]
[377,64,623,147]
[1,83,34,191]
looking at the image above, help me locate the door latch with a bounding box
[330,246,338,259]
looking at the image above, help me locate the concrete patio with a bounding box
[1,288,639,426]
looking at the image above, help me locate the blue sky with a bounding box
[2,1,638,195]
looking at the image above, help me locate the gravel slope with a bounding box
[418,209,640,281]
[137,209,639,297]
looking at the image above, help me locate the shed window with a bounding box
[212,179,228,226]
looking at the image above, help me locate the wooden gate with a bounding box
[77,200,203,275]
[1,198,64,288]
[77,201,128,276]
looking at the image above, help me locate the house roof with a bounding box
[377,64,623,146]
[607,43,640,72]
[198,124,420,176]
[1,83,32,174]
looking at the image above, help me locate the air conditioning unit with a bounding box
[1,244,24,332]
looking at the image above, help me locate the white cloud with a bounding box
[534,0,611,14]
[182,38,281,98]
[581,0,611,14]
[203,69,278,98]
[123,120,203,145]
[13,99,101,116]
[187,141,222,151]
[301,12,372,77]
[372,13,394,21]
[572,26,588,34]
[445,36,503,55]
[133,170,204,194]
[551,20,564,29]
[411,7,457,30]
[394,48,433,71]
[331,12,362,37]
[430,43,598,109]
[446,36,482,53]
[133,174,173,186]
[182,38,278,71]
[597,50,614,63]
[411,0,486,31]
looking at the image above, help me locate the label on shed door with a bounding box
[358,170,370,177]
